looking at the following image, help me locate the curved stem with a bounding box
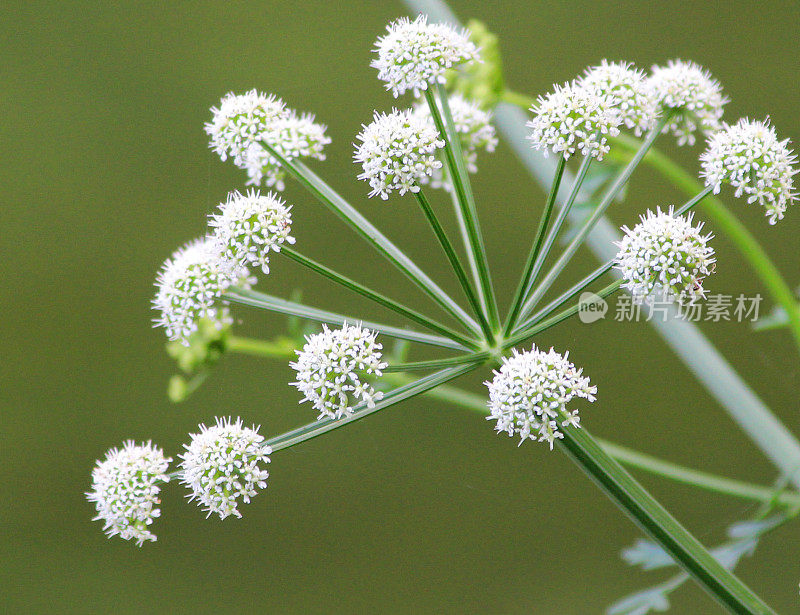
[610,132,800,358]
[503,154,566,335]
[259,141,482,337]
[280,246,478,349]
[414,190,493,340]
[224,287,477,351]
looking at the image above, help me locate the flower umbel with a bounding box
[372,14,479,97]
[209,189,295,274]
[87,441,171,546]
[700,118,798,224]
[180,417,271,520]
[205,90,288,165]
[647,60,727,146]
[354,108,445,199]
[243,111,330,190]
[527,81,621,160]
[615,207,716,303]
[580,60,659,137]
[486,347,596,449]
[413,92,497,189]
[153,238,252,343]
[290,323,388,419]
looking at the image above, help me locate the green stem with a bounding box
[226,335,294,358]
[266,364,478,452]
[414,190,493,340]
[224,287,474,351]
[556,421,776,614]
[610,132,800,357]
[384,350,491,372]
[506,280,624,348]
[515,114,672,323]
[280,245,478,349]
[503,154,566,335]
[424,84,500,334]
[513,152,594,326]
[258,140,482,337]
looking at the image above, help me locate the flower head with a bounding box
[290,323,387,419]
[485,346,596,449]
[153,238,252,343]
[700,118,798,224]
[180,417,271,520]
[205,90,288,165]
[209,189,295,274]
[580,60,659,136]
[647,60,727,146]
[527,81,621,160]
[413,93,497,188]
[87,441,171,546]
[354,108,445,199]
[243,112,331,190]
[615,207,716,303]
[372,15,479,97]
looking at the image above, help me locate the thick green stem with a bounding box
[611,132,800,358]
[414,190,493,340]
[259,141,482,337]
[424,85,500,334]
[226,335,294,358]
[503,154,566,335]
[280,245,478,349]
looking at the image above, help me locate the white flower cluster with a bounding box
[290,323,388,419]
[700,118,797,224]
[180,417,271,520]
[205,89,287,165]
[87,441,171,546]
[485,347,596,449]
[527,81,621,160]
[413,93,497,188]
[243,111,331,190]
[580,60,659,137]
[354,109,445,199]
[647,60,727,146]
[372,15,479,97]
[615,207,716,304]
[205,90,329,190]
[209,189,295,274]
[153,237,252,343]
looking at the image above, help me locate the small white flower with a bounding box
[615,207,716,303]
[290,323,388,419]
[580,60,659,137]
[153,238,252,343]
[87,441,171,546]
[413,93,497,189]
[205,89,288,165]
[209,189,295,274]
[527,81,621,160]
[486,346,596,449]
[180,417,271,520]
[243,111,331,190]
[354,108,445,199]
[372,14,480,97]
[647,60,728,146]
[700,118,798,224]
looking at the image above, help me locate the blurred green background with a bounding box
[3,0,799,612]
